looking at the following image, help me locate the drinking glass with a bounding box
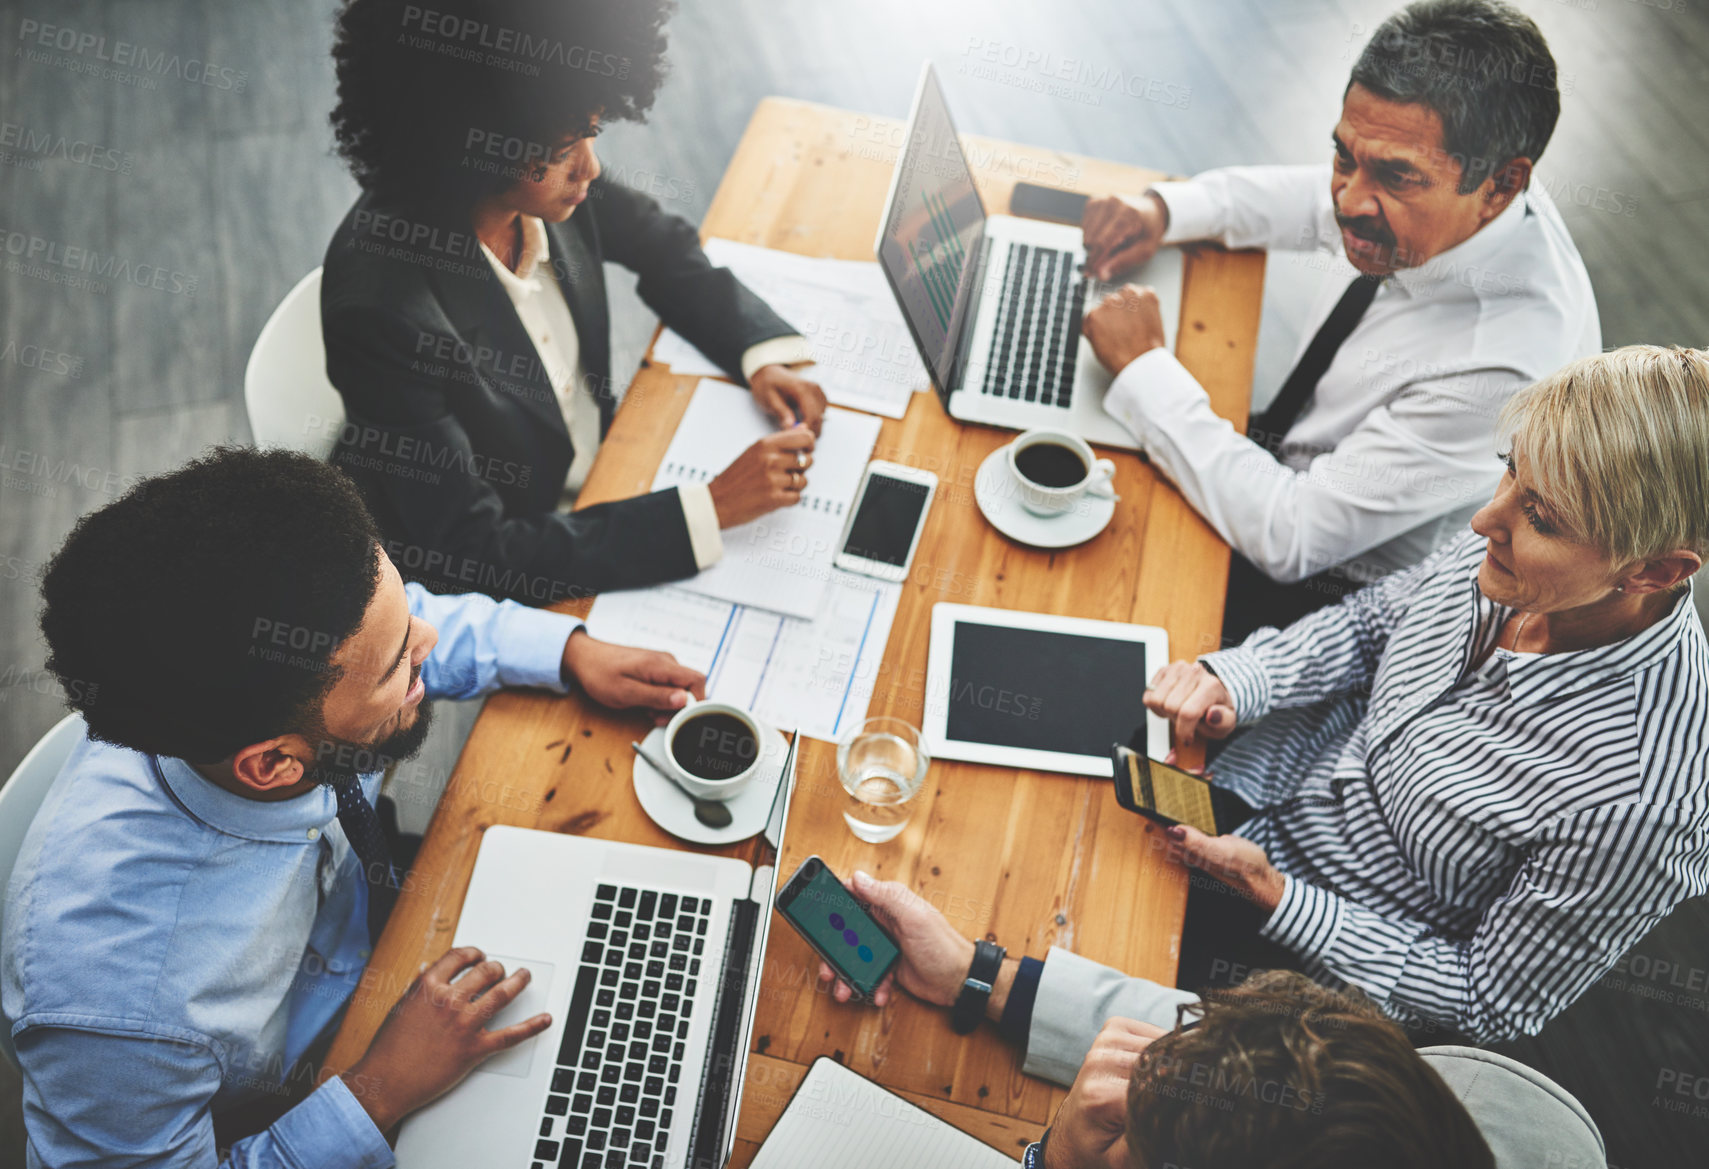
[836,717,930,843]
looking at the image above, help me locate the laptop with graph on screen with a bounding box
[874,62,1183,451]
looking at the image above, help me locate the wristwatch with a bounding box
[950,940,1007,1034]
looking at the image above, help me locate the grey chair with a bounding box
[1422,1045,1605,1169]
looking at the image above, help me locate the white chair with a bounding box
[243,267,345,460]
[0,713,87,1068]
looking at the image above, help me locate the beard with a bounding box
[307,699,436,782]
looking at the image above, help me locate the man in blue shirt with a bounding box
[2,447,707,1167]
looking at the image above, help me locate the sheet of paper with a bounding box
[651,239,930,418]
[655,380,880,619]
[585,568,900,745]
[748,1057,1017,1169]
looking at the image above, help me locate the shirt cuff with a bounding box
[1150,179,1221,244]
[272,1076,396,1169]
[1101,347,1210,453]
[1197,645,1272,723]
[678,484,724,570]
[740,335,816,382]
[491,605,583,692]
[999,955,1045,1046]
[1258,874,1344,961]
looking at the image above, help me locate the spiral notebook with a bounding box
[749,1057,1019,1167]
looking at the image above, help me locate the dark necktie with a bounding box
[325,770,401,944]
[1247,274,1382,451]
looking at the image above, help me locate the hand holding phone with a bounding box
[1110,744,1248,836]
[777,857,902,999]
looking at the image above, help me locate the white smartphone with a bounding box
[832,460,938,582]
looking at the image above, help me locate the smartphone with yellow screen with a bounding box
[1109,743,1244,835]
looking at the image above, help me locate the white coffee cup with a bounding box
[1005,428,1117,516]
[660,700,766,801]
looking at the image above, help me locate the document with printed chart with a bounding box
[649,239,929,418]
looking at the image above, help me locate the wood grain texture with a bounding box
[323,97,1263,1149]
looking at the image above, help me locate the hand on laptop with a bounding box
[1081,192,1169,281]
[708,426,818,527]
[750,364,827,435]
[341,947,551,1134]
[1082,285,1168,375]
[1044,1018,1165,1169]
[1143,660,1237,753]
[562,629,706,723]
[813,870,978,1009]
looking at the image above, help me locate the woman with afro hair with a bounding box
[322,0,826,604]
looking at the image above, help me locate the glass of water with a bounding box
[836,717,930,843]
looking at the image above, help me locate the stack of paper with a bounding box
[655,380,880,620]
[652,239,930,418]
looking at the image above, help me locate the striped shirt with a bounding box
[1202,529,1709,1041]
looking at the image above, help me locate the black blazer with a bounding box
[320,178,796,605]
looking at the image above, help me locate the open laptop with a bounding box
[875,62,1183,451]
[394,733,799,1169]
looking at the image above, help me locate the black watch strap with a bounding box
[951,940,1007,1034]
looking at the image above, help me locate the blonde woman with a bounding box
[1143,344,1709,1042]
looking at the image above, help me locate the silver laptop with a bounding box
[875,63,1183,451]
[395,733,799,1169]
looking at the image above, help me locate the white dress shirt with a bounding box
[479,216,814,572]
[1201,530,1709,1041]
[1102,164,1601,583]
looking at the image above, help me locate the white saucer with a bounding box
[631,721,788,845]
[974,449,1117,549]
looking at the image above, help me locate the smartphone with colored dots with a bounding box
[776,855,902,999]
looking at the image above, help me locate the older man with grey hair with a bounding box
[1077,0,1601,642]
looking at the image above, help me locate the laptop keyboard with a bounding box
[979,242,1086,407]
[529,884,712,1169]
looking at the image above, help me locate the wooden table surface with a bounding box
[324,96,1264,1163]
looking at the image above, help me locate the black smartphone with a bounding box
[1010,181,1090,226]
[775,855,901,998]
[1110,743,1242,836]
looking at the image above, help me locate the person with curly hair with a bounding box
[3,448,713,1165]
[322,0,827,604]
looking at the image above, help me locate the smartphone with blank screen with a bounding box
[1109,743,1241,836]
[775,855,901,998]
[833,460,937,582]
[1010,181,1091,226]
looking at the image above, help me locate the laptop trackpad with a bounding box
[465,955,556,1079]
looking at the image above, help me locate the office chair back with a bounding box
[0,713,87,1068]
[243,267,345,460]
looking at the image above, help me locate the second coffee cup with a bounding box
[1005,428,1116,516]
[661,701,765,801]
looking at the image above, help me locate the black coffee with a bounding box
[1015,441,1088,488]
[670,712,758,781]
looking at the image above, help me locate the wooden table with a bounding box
[325,97,1263,1163]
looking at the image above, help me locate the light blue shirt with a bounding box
[2,585,579,1168]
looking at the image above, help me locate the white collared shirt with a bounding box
[1103,164,1601,583]
[478,216,811,571]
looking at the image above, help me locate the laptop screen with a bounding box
[876,64,986,394]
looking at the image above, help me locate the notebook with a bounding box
[653,379,882,619]
[750,1056,1020,1167]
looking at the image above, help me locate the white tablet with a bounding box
[924,604,1169,777]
